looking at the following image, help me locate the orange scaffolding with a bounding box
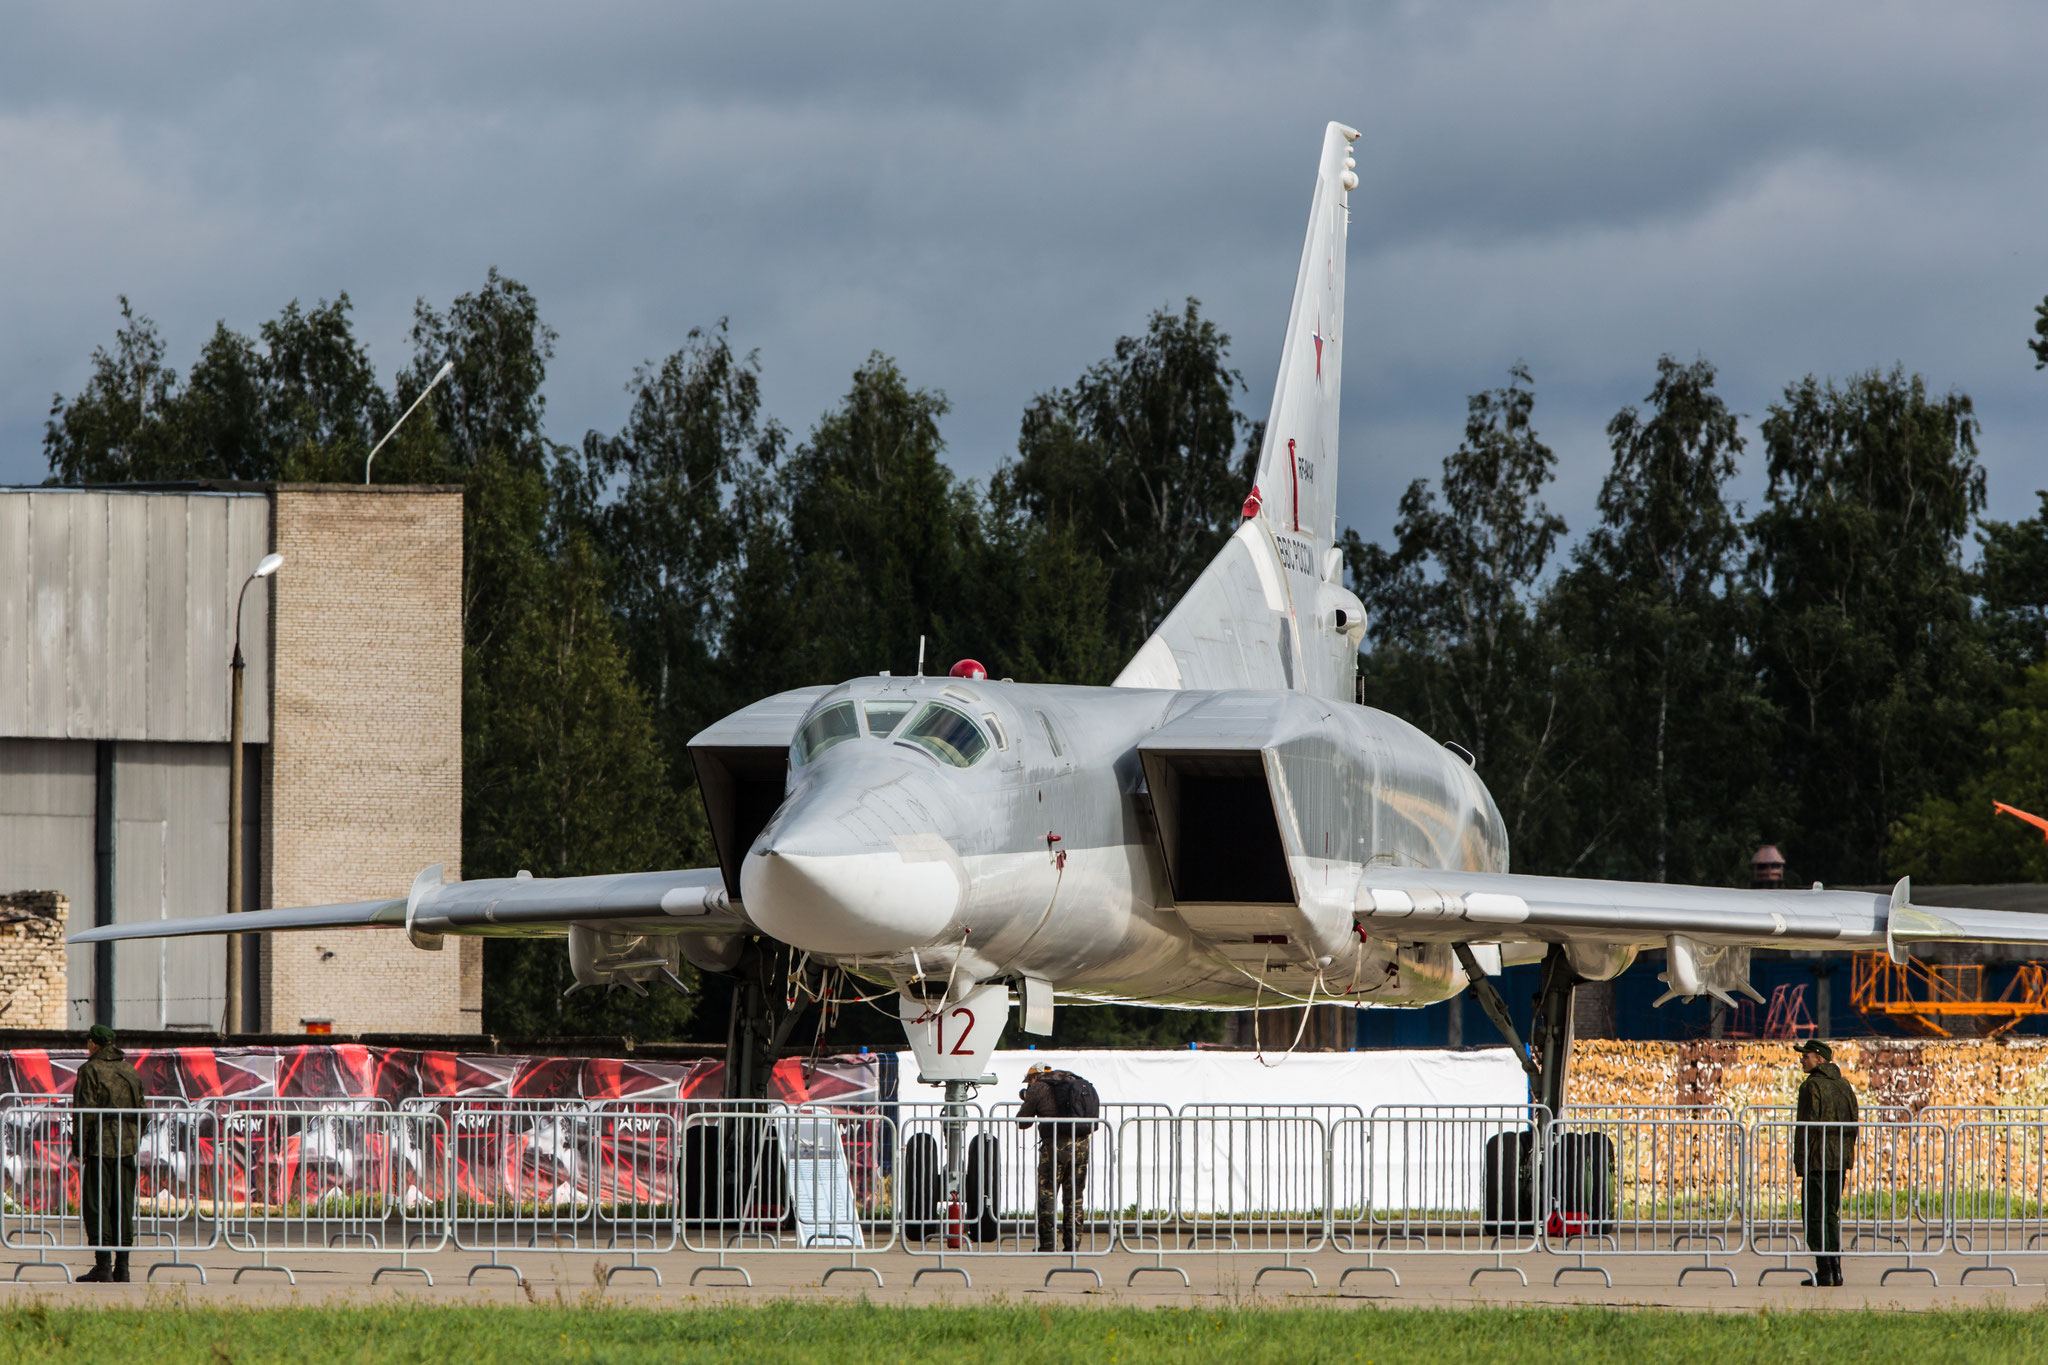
[1851,952,2048,1038]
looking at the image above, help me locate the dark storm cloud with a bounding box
[5,3,2046,553]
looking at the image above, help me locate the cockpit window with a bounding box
[863,700,915,736]
[898,702,990,768]
[791,701,860,766]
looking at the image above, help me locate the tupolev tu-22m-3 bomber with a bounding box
[71,121,2048,1121]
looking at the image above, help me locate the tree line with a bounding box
[44,273,2048,1043]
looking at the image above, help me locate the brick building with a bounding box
[0,484,479,1034]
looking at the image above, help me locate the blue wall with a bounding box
[1354,953,2048,1049]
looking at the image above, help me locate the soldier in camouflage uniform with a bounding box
[1792,1038,1859,1287]
[1016,1064,1092,1253]
[72,1023,147,1283]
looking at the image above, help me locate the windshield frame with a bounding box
[895,701,991,769]
[790,700,862,767]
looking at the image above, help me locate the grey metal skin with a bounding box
[718,672,1505,1009]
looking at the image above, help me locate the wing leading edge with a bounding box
[1354,867,2048,960]
[67,865,742,946]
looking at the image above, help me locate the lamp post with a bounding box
[364,360,455,484]
[224,551,283,1035]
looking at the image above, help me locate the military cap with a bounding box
[1794,1039,1832,1060]
[87,1023,115,1045]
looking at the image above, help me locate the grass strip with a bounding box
[4,1301,2048,1364]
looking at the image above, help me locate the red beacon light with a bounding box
[948,659,988,680]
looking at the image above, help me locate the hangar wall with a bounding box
[262,486,477,1035]
[0,485,478,1035]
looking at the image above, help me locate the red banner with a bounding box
[0,1044,888,1214]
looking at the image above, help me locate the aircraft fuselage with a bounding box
[732,675,1508,1010]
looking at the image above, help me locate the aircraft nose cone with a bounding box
[741,843,961,956]
[740,758,964,955]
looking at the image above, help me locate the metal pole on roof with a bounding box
[363,360,455,484]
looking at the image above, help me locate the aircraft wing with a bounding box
[1353,867,2048,963]
[68,865,743,946]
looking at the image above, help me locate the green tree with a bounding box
[576,321,784,774]
[723,353,981,692]
[394,271,706,1038]
[1977,492,2048,673]
[1000,300,1259,649]
[1749,367,1994,885]
[1551,357,1776,884]
[967,509,1120,686]
[46,294,391,485]
[2031,293,2048,370]
[1345,365,1570,856]
[1888,662,2048,884]
[472,515,703,1037]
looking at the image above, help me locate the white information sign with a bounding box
[775,1110,863,1249]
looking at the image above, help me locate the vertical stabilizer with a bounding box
[1115,122,1365,697]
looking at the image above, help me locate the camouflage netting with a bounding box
[1566,1038,2048,1116]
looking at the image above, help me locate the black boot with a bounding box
[77,1254,110,1283]
[110,1254,131,1283]
[1829,1256,1845,1287]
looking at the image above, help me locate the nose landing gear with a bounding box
[898,983,1010,1268]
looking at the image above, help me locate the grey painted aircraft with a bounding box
[73,122,2048,1111]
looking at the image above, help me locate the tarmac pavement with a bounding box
[0,1246,2041,1312]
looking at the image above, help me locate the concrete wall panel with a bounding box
[227,496,273,742]
[0,497,29,736]
[184,502,227,741]
[0,489,271,745]
[110,742,229,1031]
[0,738,96,1028]
[28,496,71,736]
[105,496,149,739]
[66,493,109,737]
[143,496,188,740]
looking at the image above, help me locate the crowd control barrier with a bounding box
[213,1101,447,1284]
[1541,1109,1746,1286]
[1945,1115,2048,1285]
[676,1106,898,1288]
[0,1103,215,1283]
[1329,1105,1548,1287]
[900,1111,1115,1288]
[1121,1111,1328,1290]
[15,1096,2048,1287]
[1747,1119,1947,1285]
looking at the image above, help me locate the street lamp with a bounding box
[224,551,283,1035]
[364,360,455,484]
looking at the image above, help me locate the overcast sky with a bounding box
[5,3,2046,553]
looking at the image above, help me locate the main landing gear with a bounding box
[719,941,809,1101]
[1455,943,1611,1263]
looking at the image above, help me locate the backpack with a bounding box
[1045,1071,1099,1122]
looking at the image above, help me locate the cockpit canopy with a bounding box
[791,696,994,770]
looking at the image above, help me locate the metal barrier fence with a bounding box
[1121,1111,1328,1289]
[23,1097,2048,1286]
[1947,1117,2048,1285]
[677,1106,898,1288]
[1747,1119,1947,1285]
[1541,1111,1746,1286]
[213,1103,448,1284]
[900,1112,1116,1287]
[1331,1105,1547,1287]
[0,1105,215,1283]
